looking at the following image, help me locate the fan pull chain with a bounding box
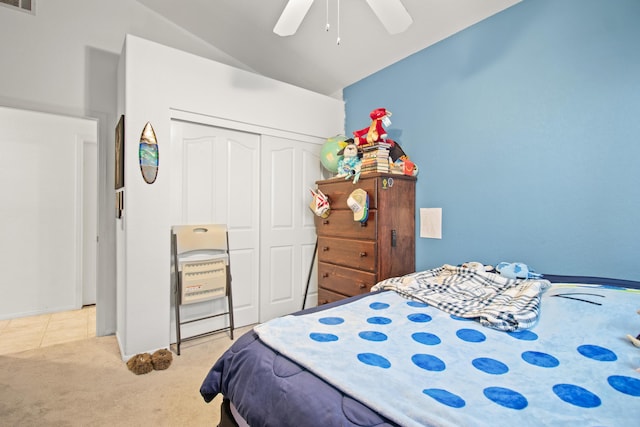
[336,0,341,45]
[325,0,330,31]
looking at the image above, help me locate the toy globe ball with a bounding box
[320,136,347,173]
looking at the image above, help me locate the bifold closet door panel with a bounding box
[259,134,325,322]
[170,120,260,333]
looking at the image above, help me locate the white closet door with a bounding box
[170,120,260,332]
[259,135,324,322]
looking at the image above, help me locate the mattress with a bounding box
[200,273,640,426]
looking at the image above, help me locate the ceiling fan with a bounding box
[273,0,413,37]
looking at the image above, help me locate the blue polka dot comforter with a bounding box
[250,277,640,426]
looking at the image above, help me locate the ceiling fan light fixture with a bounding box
[273,0,412,38]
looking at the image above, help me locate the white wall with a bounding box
[119,35,344,358]
[0,0,250,117]
[0,0,253,335]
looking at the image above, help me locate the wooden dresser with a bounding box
[314,173,416,305]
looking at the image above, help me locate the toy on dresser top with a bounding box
[352,108,418,178]
[353,107,392,146]
[336,140,362,183]
[318,108,419,183]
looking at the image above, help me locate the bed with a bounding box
[200,265,640,426]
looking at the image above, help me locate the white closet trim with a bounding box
[170,108,326,145]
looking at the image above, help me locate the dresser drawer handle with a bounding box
[323,219,329,225]
[358,283,366,289]
[322,273,329,278]
[359,252,367,257]
[322,246,329,252]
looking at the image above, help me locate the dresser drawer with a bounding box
[314,210,377,239]
[318,262,376,296]
[317,236,376,272]
[317,178,378,210]
[317,288,347,306]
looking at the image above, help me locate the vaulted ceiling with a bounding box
[136,0,520,97]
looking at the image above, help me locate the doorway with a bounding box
[0,106,97,320]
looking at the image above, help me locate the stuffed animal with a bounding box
[387,139,418,177]
[127,352,154,375]
[336,141,362,183]
[495,262,543,279]
[353,108,392,146]
[461,262,494,272]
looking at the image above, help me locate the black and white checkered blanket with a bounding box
[372,264,551,331]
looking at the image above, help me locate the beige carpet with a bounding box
[0,327,252,426]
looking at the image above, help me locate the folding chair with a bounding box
[171,224,234,355]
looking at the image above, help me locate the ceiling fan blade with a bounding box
[365,0,413,34]
[274,0,315,36]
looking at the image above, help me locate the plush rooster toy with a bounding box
[353,108,392,146]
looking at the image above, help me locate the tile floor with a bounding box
[0,305,96,355]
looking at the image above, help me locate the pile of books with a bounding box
[360,141,391,174]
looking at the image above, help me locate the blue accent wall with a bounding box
[344,0,640,280]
